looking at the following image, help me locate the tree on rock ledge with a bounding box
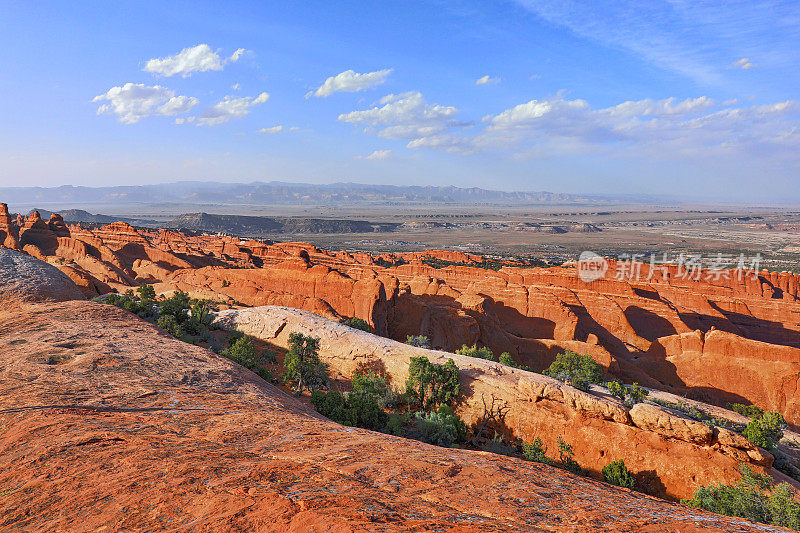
[282,332,328,394]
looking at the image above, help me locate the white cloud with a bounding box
[231,83,241,91]
[143,44,248,77]
[93,83,198,124]
[310,68,392,97]
[359,149,392,160]
[257,125,283,134]
[229,48,247,62]
[338,91,464,142]
[342,92,800,162]
[196,92,269,126]
[476,75,500,85]
[174,116,195,125]
[730,57,756,70]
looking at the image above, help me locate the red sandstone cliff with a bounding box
[2,206,799,429]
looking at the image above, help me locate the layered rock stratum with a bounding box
[1,203,797,428]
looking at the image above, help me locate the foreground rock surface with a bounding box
[0,297,785,532]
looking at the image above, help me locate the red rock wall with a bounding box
[2,208,799,426]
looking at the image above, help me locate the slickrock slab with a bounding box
[0,298,787,532]
[0,247,85,301]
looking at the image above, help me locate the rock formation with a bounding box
[1,205,799,429]
[0,248,85,302]
[214,305,777,501]
[0,294,785,532]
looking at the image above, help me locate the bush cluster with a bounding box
[405,335,431,348]
[743,411,786,450]
[728,403,764,417]
[683,465,800,530]
[544,349,603,391]
[607,380,649,407]
[221,334,274,381]
[602,459,635,489]
[455,344,530,370]
[99,286,213,345]
[341,317,373,333]
[310,389,388,431]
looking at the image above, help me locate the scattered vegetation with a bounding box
[281,332,328,394]
[728,403,765,418]
[98,286,214,345]
[341,317,373,333]
[411,405,467,447]
[743,411,786,450]
[649,397,741,431]
[544,349,603,391]
[455,343,495,360]
[405,335,431,349]
[602,460,635,489]
[606,380,649,407]
[522,437,554,466]
[373,257,407,268]
[683,465,800,530]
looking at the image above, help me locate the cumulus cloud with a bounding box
[143,44,248,77]
[342,91,800,162]
[476,75,500,85]
[338,91,466,145]
[257,125,283,134]
[93,83,198,124]
[310,68,392,97]
[359,149,392,160]
[196,92,269,126]
[730,57,756,70]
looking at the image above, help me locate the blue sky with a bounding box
[1,0,798,202]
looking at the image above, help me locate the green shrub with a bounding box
[683,465,800,529]
[743,411,786,450]
[405,356,460,410]
[729,403,764,417]
[310,389,389,432]
[385,412,410,437]
[455,344,495,361]
[341,317,373,333]
[405,335,431,349]
[282,332,328,393]
[351,371,388,400]
[602,460,635,489]
[136,284,156,300]
[607,381,649,407]
[607,380,627,401]
[557,437,584,475]
[222,335,260,368]
[158,290,191,321]
[545,350,603,391]
[412,405,467,447]
[522,437,554,465]
[157,314,183,338]
[628,383,649,405]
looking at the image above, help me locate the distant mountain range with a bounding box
[0,181,665,206]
